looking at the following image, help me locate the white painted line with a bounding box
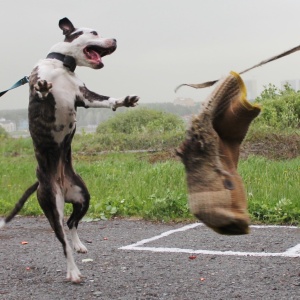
[284,243,300,255]
[119,223,300,258]
[121,223,200,249]
[120,246,300,257]
[0,219,5,229]
[250,224,298,229]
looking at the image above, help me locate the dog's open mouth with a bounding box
[83,45,116,68]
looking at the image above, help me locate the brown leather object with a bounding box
[177,71,261,235]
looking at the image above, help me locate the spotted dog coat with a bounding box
[0,18,139,283]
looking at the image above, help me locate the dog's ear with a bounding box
[59,18,75,36]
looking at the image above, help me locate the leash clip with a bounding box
[21,76,30,85]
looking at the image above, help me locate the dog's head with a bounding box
[51,18,117,69]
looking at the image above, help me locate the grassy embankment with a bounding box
[0,128,299,224]
[0,88,299,224]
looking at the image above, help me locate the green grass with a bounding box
[239,156,300,224]
[76,153,189,221]
[0,136,34,156]
[72,131,185,153]
[0,155,38,215]
[0,152,190,222]
[0,147,299,224]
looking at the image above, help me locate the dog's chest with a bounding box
[30,63,82,144]
[52,96,77,143]
[47,76,79,144]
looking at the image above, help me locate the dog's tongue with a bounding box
[85,48,102,64]
[90,49,101,62]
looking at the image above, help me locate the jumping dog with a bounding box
[0,17,139,283]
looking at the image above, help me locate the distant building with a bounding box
[173,97,195,107]
[18,119,29,130]
[0,118,16,132]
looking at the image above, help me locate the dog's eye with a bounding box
[91,31,98,36]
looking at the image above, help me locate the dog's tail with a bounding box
[0,181,39,229]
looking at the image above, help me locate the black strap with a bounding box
[46,52,77,72]
[0,76,29,98]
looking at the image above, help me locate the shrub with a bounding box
[96,107,185,135]
[253,83,300,130]
[93,108,186,151]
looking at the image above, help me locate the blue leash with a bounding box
[0,76,29,98]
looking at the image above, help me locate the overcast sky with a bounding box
[1,0,300,110]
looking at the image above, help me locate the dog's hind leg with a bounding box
[37,181,82,283]
[64,173,90,253]
[69,203,89,253]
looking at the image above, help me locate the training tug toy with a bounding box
[177,71,261,235]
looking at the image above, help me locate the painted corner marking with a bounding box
[119,223,300,258]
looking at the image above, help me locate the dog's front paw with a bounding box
[34,80,53,100]
[123,95,139,107]
[66,266,83,284]
[112,95,139,111]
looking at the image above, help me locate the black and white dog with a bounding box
[0,18,139,283]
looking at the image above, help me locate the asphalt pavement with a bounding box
[1,217,300,300]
